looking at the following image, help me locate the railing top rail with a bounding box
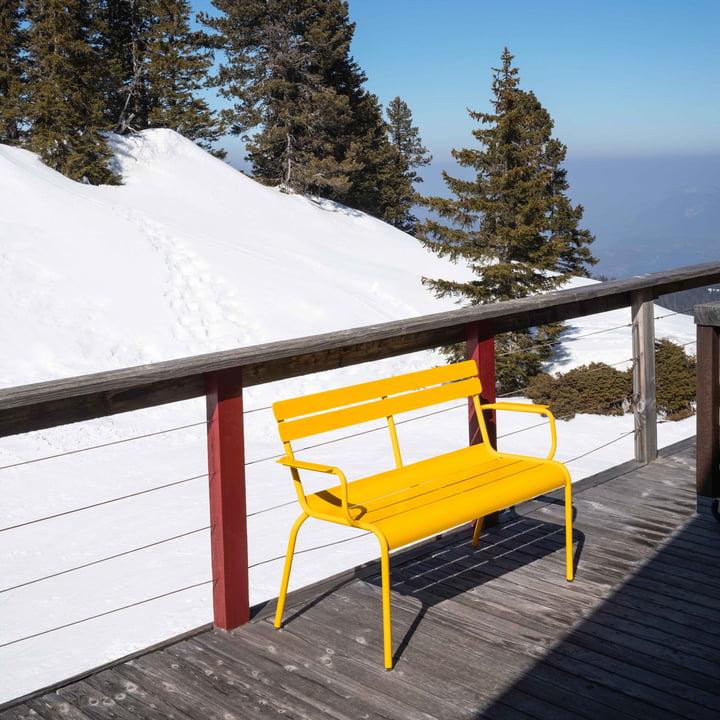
[2,261,719,437]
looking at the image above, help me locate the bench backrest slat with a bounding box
[274,360,480,421]
[275,362,482,443]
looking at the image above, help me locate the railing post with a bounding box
[206,367,250,630]
[466,320,498,528]
[466,319,497,447]
[631,289,657,464]
[694,303,720,501]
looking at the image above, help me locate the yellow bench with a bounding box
[272,359,574,668]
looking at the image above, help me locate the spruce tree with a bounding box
[24,0,119,184]
[102,0,223,154]
[417,48,596,392]
[386,97,431,185]
[144,0,223,152]
[204,0,359,194]
[384,96,432,232]
[204,0,415,221]
[341,88,417,225]
[0,0,26,144]
[100,0,151,134]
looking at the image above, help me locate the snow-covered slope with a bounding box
[1,130,473,388]
[0,131,696,705]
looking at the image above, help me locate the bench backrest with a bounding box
[273,360,484,467]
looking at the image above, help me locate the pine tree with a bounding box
[384,96,432,232]
[204,0,415,221]
[386,97,431,184]
[24,0,119,184]
[0,0,26,144]
[144,0,224,152]
[204,0,359,194]
[417,48,596,392]
[100,0,151,134]
[334,73,414,221]
[102,0,224,154]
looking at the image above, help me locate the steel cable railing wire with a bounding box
[0,420,215,652]
[493,320,634,362]
[563,428,639,465]
[0,580,213,650]
[0,421,207,472]
[0,473,207,534]
[0,526,211,595]
[0,310,689,646]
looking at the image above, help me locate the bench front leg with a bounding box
[274,511,309,629]
[368,528,393,669]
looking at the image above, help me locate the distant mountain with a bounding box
[418,154,719,285]
[565,155,719,278]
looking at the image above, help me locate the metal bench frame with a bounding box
[272,360,574,668]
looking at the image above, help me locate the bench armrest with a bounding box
[277,457,339,474]
[479,402,558,460]
[277,456,354,523]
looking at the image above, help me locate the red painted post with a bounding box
[466,320,498,528]
[466,320,497,447]
[206,367,250,630]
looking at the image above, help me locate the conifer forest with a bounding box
[0,0,430,228]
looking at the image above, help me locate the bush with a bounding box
[526,363,631,420]
[525,338,695,421]
[655,338,695,420]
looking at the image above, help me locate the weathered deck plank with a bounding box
[2,438,719,719]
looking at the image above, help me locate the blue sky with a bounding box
[346,0,719,161]
[195,0,720,166]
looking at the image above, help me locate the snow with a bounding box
[0,130,696,705]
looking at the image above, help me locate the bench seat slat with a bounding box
[303,444,568,549]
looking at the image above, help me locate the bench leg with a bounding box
[565,481,574,581]
[471,517,484,547]
[274,512,308,629]
[369,530,393,669]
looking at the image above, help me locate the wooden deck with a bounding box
[3,438,719,720]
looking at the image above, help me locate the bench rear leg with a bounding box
[471,517,485,547]
[274,512,308,629]
[565,481,574,581]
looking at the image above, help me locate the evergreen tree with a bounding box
[386,96,431,184]
[204,0,414,221]
[100,0,151,134]
[204,0,355,193]
[384,96,432,232]
[102,0,224,154]
[335,75,414,223]
[417,48,596,392]
[24,0,119,184]
[0,0,26,144]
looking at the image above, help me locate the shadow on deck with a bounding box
[3,438,719,720]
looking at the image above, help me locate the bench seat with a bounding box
[302,444,569,549]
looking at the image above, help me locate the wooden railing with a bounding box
[2,261,720,631]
